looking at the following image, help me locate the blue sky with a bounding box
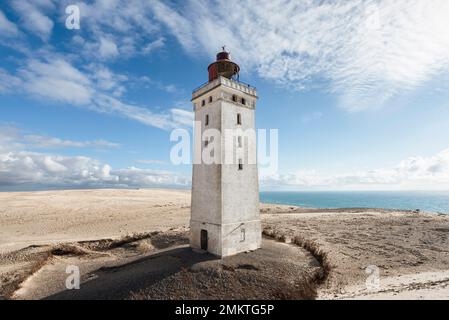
[1,0,449,191]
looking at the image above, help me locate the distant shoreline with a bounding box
[1,187,447,214]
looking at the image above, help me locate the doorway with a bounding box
[200,229,208,250]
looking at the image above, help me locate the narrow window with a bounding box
[241,98,246,105]
[238,159,243,171]
[209,96,213,103]
[240,229,245,242]
[205,114,209,126]
[237,113,241,125]
[238,136,242,148]
[204,139,209,147]
[232,94,237,102]
[201,100,205,107]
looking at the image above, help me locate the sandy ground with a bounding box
[261,206,449,299]
[0,189,190,253]
[13,239,318,300]
[1,188,449,300]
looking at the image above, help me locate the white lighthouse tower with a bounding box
[190,48,261,257]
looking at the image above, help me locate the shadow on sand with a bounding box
[44,246,216,300]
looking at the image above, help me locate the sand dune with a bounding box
[0,189,190,253]
[1,188,449,300]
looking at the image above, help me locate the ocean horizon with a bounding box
[1,187,448,214]
[260,191,449,214]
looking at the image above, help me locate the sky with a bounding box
[1,0,449,191]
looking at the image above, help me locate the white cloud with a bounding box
[23,135,120,149]
[60,0,163,59]
[2,58,191,130]
[0,68,22,93]
[143,37,165,54]
[170,109,194,127]
[150,0,449,111]
[88,64,127,97]
[19,58,93,105]
[99,37,119,59]
[0,124,120,150]
[11,0,54,41]
[261,148,449,190]
[7,1,447,111]
[92,93,186,130]
[0,127,189,189]
[0,151,189,189]
[0,10,19,37]
[149,1,196,51]
[136,159,166,165]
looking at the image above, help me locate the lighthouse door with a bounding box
[200,230,208,250]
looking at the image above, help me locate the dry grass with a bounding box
[262,227,332,291]
[1,229,190,299]
[292,235,332,284]
[262,228,287,242]
[51,244,90,256]
[77,230,189,252]
[0,250,52,299]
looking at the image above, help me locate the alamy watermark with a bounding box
[170,122,279,175]
[65,265,80,290]
[65,5,80,30]
[365,265,380,292]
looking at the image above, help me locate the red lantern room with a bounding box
[207,46,240,82]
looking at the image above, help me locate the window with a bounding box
[205,114,209,126]
[240,228,246,242]
[204,139,209,147]
[238,159,243,171]
[241,98,246,105]
[201,100,205,107]
[237,113,241,125]
[209,96,213,103]
[238,136,242,148]
[232,94,237,102]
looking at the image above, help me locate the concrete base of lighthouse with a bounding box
[190,220,262,258]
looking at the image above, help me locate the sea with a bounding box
[259,191,449,214]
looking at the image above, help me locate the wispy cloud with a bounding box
[0,9,19,37]
[60,0,163,60]
[5,1,448,112]
[143,37,165,54]
[2,57,192,130]
[23,135,120,149]
[149,0,449,111]
[0,124,120,150]
[98,37,119,60]
[19,58,92,105]
[10,0,55,41]
[136,159,167,165]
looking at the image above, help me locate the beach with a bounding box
[1,188,449,299]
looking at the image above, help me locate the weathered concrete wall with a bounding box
[190,221,222,256]
[221,220,262,257]
[191,78,261,258]
[191,97,222,225]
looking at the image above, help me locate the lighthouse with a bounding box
[190,48,261,257]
